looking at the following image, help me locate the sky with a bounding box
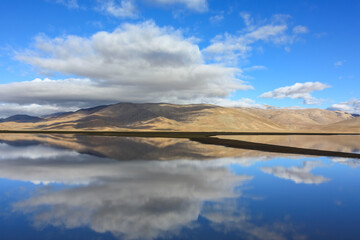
[0,0,359,117]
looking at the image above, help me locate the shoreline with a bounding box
[0,130,360,138]
[1,130,360,159]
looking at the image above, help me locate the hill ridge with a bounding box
[0,103,358,132]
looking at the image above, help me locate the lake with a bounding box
[0,133,360,240]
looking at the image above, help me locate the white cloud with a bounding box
[0,78,119,106]
[206,98,264,108]
[243,65,267,71]
[0,143,79,160]
[202,202,305,240]
[209,14,224,24]
[0,103,78,118]
[8,21,252,115]
[327,98,360,114]
[97,0,138,18]
[204,14,308,64]
[261,161,330,184]
[150,0,208,12]
[239,12,253,27]
[332,158,360,168]
[293,25,308,34]
[260,82,330,105]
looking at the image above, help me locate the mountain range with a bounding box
[0,103,359,132]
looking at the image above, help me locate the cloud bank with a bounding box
[260,82,330,105]
[0,21,254,116]
[0,14,309,117]
[0,102,78,118]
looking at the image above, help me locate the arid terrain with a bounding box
[0,103,358,133]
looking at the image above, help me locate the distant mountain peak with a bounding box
[0,114,43,123]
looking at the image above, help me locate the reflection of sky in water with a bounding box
[0,136,360,239]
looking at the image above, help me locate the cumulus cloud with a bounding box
[260,82,330,105]
[261,161,330,184]
[6,21,251,115]
[97,0,138,18]
[327,98,360,114]
[0,78,129,106]
[204,14,308,64]
[150,0,208,12]
[0,141,251,239]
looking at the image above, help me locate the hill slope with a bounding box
[0,114,43,123]
[0,103,357,132]
[245,108,354,129]
[0,103,285,131]
[318,117,360,133]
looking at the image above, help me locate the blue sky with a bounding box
[0,0,359,117]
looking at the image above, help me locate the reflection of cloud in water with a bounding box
[332,157,360,168]
[0,142,78,160]
[0,141,310,239]
[202,200,306,240]
[0,147,252,239]
[261,161,330,184]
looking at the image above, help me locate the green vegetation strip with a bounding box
[190,137,360,159]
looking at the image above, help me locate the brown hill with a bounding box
[0,103,285,132]
[245,108,354,129]
[317,117,360,133]
[0,103,357,132]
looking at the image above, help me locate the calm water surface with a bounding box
[0,134,360,240]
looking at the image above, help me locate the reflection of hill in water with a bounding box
[0,134,239,160]
[1,134,360,161]
[218,135,360,154]
[0,141,305,240]
[0,142,251,239]
[0,134,283,160]
[0,134,357,239]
